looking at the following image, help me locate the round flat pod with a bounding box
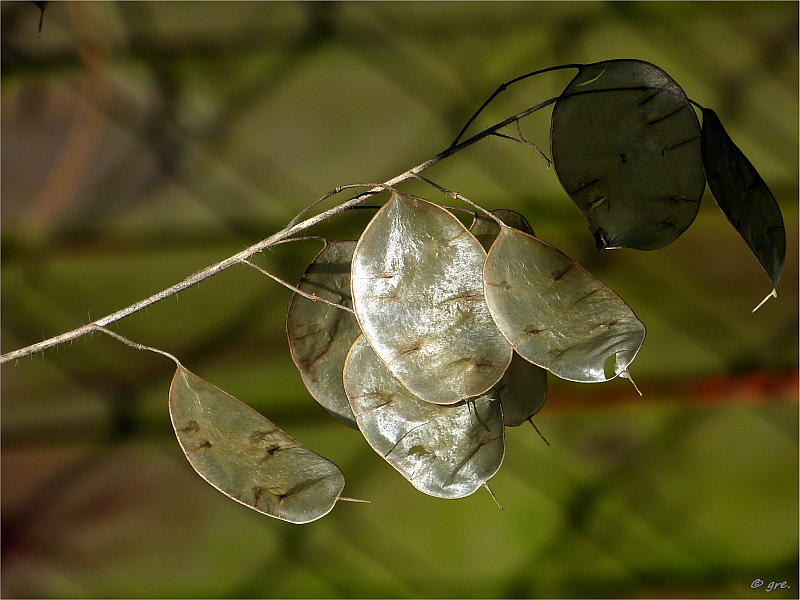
[484,226,646,383]
[551,59,705,250]
[286,240,360,429]
[343,335,504,499]
[350,191,512,405]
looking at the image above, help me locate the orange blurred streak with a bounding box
[25,2,112,238]
[544,369,799,414]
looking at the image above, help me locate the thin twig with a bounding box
[491,120,553,168]
[0,91,586,364]
[89,325,182,366]
[450,63,583,148]
[286,183,396,229]
[242,259,355,314]
[269,235,329,248]
[347,205,384,211]
[415,175,502,227]
[517,120,551,167]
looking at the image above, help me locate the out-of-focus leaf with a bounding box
[700,107,786,290]
[550,59,706,250]
[286,240,360,428]
[483,227,646,382]
[343,335,504,499]
[169,365,345,524]
[351,190,512,405]
[469,209,534,251]
[494,352,548,427]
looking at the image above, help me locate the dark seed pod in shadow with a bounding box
[551,59,706,250]
[700,106,785,291]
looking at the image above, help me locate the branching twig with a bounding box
[414,175,503,227]
[491,119,553,168]
[89,325,182,365]
[450,63,582,148]
[0,91,584,364]
[285,183,396,229]
[242,258,355,314]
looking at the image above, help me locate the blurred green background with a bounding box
[2,2,797,597]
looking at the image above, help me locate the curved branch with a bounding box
[449,63,582,148]
[1,93,565,364]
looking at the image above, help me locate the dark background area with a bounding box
[2,2,798,597]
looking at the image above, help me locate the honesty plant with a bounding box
[2,59,784,523]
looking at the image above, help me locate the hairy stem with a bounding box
[1,92,565,364]
[89,325,183,365]
[414,175,503,227]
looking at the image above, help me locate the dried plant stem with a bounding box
[242,259,355,314]
[449,63,583,147]
[2,94,564,364]
[415,175,503,227]
[492,118,552,168]
[89,326,182,366]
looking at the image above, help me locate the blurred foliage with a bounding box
[2,1,797,598]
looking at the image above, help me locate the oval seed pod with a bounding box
[286,240,360,429]
[169,365,346,524]
[700,106,785,293]
[551,59,706,250]
[469,209,548,425]
[343,335,504,499]
[484,226,646,382]
[350,190,512,405]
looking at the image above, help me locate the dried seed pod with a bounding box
[484,227,645,382]
[351,191,512,405]
[344,335,504,499]
[700,106,785,292]
[170,366,346,524]
[551,59,705,250]
[286,240,360,428]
